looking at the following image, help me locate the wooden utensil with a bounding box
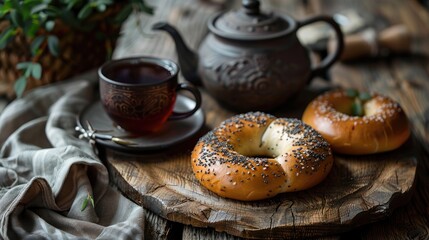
[329,25,411,61]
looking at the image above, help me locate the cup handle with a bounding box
[168,83,202,120]
[297,15,344,81]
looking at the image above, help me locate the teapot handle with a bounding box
[297,15,344,81]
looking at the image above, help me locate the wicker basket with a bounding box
[0,6,123,99]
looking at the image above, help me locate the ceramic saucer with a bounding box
[77,95,205,152]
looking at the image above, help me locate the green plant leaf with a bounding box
[81,194,95,211]
[96,4,106,12]
[346,88,358,98]
[9,0,22,14]
[9,9,24,27]
[16,61,32,70]
[0,26,15,49]
[30,3,48,14]
[17,62,41,79]
[78,4,93,19]
[352,99,364,116]
[47,35,59,57]
[96,0,114,5]
[81,197,89,211]
[24,67,32,78]
[30,63,42,79]
[89,195,95,208]
[0,2,13,17]
[135,1,155,15]
[66,0,80,10]
[31,35,45,56]
[14,76,27,98]
[114,4,132,23]
[359,92,371,101]
[24,20,41,38]
[44,5,61,17]
[45,20,55,31]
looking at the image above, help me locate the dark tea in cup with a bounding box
[98,56,201,134]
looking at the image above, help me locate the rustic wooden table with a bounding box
[104,0,429,239]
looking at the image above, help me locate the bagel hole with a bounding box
[238,150,275,159]
[246,154,275,158]
[236,144,276,159]
[333,99,355,115]
[333,98,379,117]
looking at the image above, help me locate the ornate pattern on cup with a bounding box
[98,56,201,133]
[100,83,175,119]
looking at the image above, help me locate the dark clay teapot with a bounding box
[152,0,344,112]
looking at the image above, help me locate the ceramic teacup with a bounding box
[98,56,201,134]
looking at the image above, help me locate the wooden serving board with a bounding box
[102,87,417,239]
[106,0,429,238]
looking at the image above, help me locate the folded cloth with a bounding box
[0,76,144,239]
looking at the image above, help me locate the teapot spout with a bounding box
[152,22,201,85]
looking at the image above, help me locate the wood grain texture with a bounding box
[103,84,417,239]
[316,0,429,239]
[113,0,226,63]
[106,0,429,239]
[142,208,182,240]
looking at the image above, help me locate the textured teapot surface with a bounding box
[198,0,312,111]
[152,0,344,112]
[198,35,311,112]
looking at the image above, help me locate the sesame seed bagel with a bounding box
[191,112,334,201]
[302,89,410,155]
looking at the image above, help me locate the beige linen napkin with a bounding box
[0,76,144,239]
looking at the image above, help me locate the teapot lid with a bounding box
[208,0,295,41]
